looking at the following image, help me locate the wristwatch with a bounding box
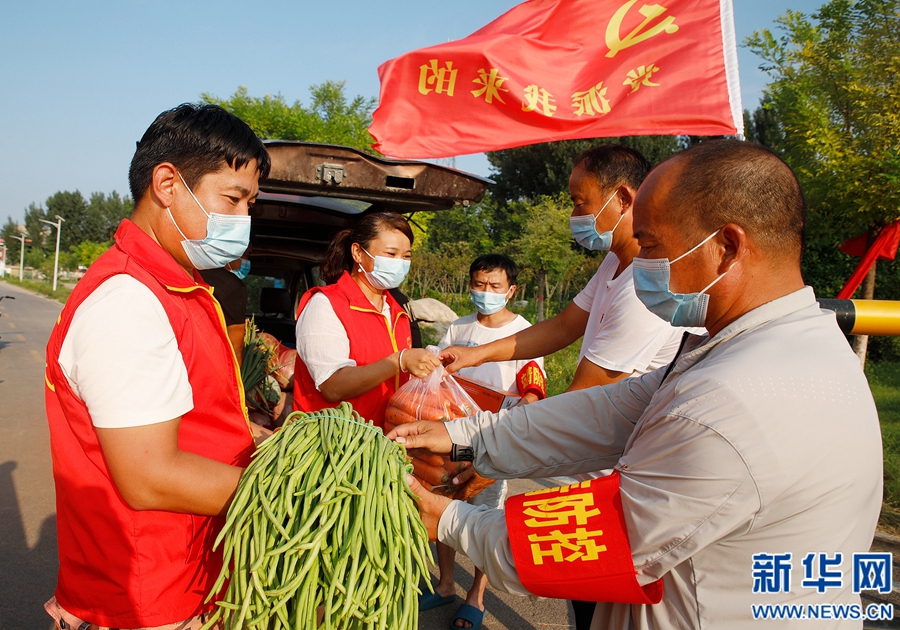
[450,444,474,462]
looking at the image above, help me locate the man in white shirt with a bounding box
[427,254,547,629]
[442,145,695,395]
[392,140,883,630]
[441,145,696,628]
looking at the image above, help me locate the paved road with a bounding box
[0,281,61,629]
[419,477,574,630]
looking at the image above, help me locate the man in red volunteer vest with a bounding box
[44,104,271,629]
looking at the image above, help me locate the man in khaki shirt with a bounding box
[391,140,883,629]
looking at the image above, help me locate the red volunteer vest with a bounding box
[44,220,254,627]
[292,271,412,427]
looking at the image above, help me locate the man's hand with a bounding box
[386,421,454,456]
[513,392,541,407]
[439,345,485,374]
[400,348,442,379]
[450,465,476,488]
[406,474,453,541]
[250,421,273,446]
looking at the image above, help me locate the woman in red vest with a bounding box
[293,212,440,427]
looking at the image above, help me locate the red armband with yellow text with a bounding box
[515,360,546,400]
[505,471,663,604]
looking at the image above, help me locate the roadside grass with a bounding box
[0,276,72,303]
[865,361,900,536]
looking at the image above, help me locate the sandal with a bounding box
[451,603,485,630]
[418,590,456,611]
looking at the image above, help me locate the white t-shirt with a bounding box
[294,292,393,389]
[57,274,194,429]
[438,313,545,395]
[572,252,693,376]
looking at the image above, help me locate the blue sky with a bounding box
[1,0,825,225]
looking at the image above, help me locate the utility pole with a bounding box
[11,233,29,281]
[39,215,65,291]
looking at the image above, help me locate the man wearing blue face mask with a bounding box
[390,140,882,630]
[442,145,698,401]
[44,104,273,629]
[430,254,546,629]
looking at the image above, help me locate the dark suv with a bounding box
[245,141,490,346]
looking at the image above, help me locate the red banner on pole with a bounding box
[837,222,900,299]
[370,0,743,158]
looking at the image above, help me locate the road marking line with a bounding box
[16,334,25,341]
[7,321,15,329]
[29,349,43,364]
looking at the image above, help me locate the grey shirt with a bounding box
[439,287,882,629]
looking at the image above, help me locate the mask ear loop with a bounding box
[166,206,190,241]
[356,245,375,275]
[684,229,733,296]
[591,188,620,229]
[671,229,721,264]
[177,172,211,219]
[607,209,626,237]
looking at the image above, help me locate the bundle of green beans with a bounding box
[200,402,433,630]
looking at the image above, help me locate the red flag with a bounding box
[836,222,900,299]
[370,0,743,158]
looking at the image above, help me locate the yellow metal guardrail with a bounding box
[817,299,900,336]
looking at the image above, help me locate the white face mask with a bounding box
[358,247,410,290]
[168,172,251,270]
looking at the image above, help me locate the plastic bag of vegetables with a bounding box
[384,346,496,501]
[201,403,432,630]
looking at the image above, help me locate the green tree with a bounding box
[424,199,495,255]
[71,241,110,267]
[506,194,582,321]
[46,191,94,250]
[202,82,377,152]
[89,191,133,240]
[23,203,48,252]
[1,218,23,262]
[742,98,784,149]
[747,0,900,364]
[486,136,681,204]
[484,136,681,245]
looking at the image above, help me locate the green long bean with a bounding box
[200,403,433,630]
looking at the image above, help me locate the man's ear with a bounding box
[718,223,748,274]
[617,185,636,214]
[151,163,178,209]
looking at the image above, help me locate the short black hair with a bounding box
[664,139,807,260]
[469,254,519,286]
[572,144,651,192]
[128,103,271,202]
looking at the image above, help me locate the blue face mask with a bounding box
[470,288,511,315]
[231,258,251,280]
[359,247,410,290]
[168,172,251,270]
[569,189,621,251]
[632,230,727,328]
